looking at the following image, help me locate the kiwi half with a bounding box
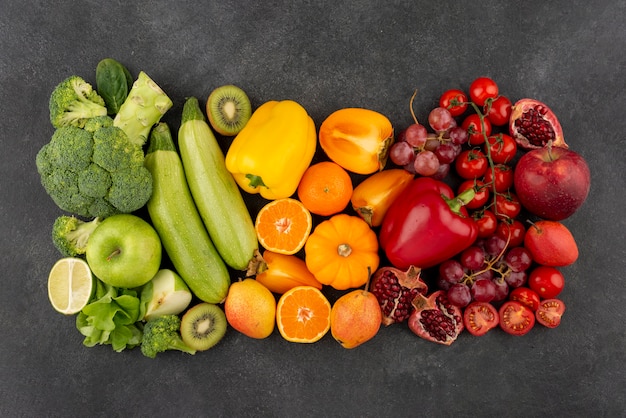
[206,85,252,136]
[180,303,227,351]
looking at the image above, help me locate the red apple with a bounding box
[514,143,590,221]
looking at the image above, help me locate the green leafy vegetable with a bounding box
[96,58,133,115]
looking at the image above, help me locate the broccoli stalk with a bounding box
[140,315,196,358]
[113,71,173,147]
[49,76,108,129]
[51,215,103,257]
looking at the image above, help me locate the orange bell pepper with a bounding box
[254,250,323,294]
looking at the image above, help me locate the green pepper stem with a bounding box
[442,188,475,215]
[245,174,267,189]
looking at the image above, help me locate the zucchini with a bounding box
[144,122,230,303]
[178,97,258,271]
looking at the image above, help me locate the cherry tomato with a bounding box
[498,300,535,336]
[469,77,499,107]
[485,95,512,126]
[461,113,492,145]
[458,179,489,210]
[463,301,499,336]
[509,287,541,311]
[484,133,517,164]
[495,192,522,220]
[483,164,514,193]
[495,219,526,247]
[439,89,468,117]
[536,298,566,328]
[474,209,498,238]
[455,149,488,179]
[528,266,565,299]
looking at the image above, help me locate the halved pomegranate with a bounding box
[408,290,464,345]
[509,98,568,149]
[370,265,428,326]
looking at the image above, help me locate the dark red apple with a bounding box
[514,143,590,221]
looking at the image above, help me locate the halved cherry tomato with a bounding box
[458,179,489,210]
[463,301,499,336]
[495,219,526,247]
[484,133,517,164]
[528,266,565,299]
[485,95,512,126]
[469,77,499,107]
[439,89,468,117]
[495,192,522,220]
[499,301,535,336]
[461,113,492,145]
[483,164,514,192]
[509,287,541,312]
[455,149,488,179]
[473,209,498,238]
[535,298,566,328]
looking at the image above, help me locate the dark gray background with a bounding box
[1,1,625,417]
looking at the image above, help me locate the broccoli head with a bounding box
[49,76,108,129]
[36,116,153,218]
[51,215,103,257]
[140,315,196,358]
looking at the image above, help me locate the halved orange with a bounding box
[276,285,331,343]
[255,198,312,255]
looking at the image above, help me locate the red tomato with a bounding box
[495,219,526,247]
[528,266,565,299]
[499,301,535,336]
[485,95,512,126]
[509,287,541,311]
[483,164,514,192]
[495,192,521,220]
[439,89,468,117]
[469,77,499,106]
[455,149,488,179]
[474,209,498,238]
[463,301,499,336]
[484,134,517,164]
[458,179,489,210]
[536,298,566,328]
[461,113,492,145]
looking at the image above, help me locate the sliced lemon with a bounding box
[47,257,94,315]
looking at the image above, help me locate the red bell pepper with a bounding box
[379,177,478,269]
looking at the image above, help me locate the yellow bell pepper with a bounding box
[225,100,317,200]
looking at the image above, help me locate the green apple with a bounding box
[86,214,162,288]
[141,269,192,320]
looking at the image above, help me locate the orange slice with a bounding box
[255,198,312,255]
[276,286,331,343]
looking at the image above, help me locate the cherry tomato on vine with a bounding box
[474,209,498,238]
[528,266,565,299]
[463,301,499,336]
[483,164,514,192]
[499,300,535,336]
[485,133,517,164]
[509,287,541,312]
[485,95,512,126]
[495,192,522,220]
[536,298,566,328]
[469,77,499,107]
[461,113,492,145]
[458,179,490,209]
[439,89,468,117]
[495,219,526,247]
[455,149,488,179]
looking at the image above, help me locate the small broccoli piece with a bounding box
[49,76,108,129]
[51,215,103,257]
[140,315,196,358]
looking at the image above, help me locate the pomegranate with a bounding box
[408,290,464,345]
[509,98,568,149]
[369,265,428,326]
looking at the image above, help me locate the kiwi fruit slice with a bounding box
[206,85,252,136]
[180,303,227,351]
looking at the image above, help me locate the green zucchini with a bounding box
[144,122,230,303]
[178,97,258,271]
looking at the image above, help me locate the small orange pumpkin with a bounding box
[304,214,380,290]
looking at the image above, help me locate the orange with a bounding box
[297,161,353,216]
[255,198,312,255]
[276,286,331,343]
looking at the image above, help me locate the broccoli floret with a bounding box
[51,215,103,257]
[36,116,153,218]
[49,76,108,129]
[140,315,196,359]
